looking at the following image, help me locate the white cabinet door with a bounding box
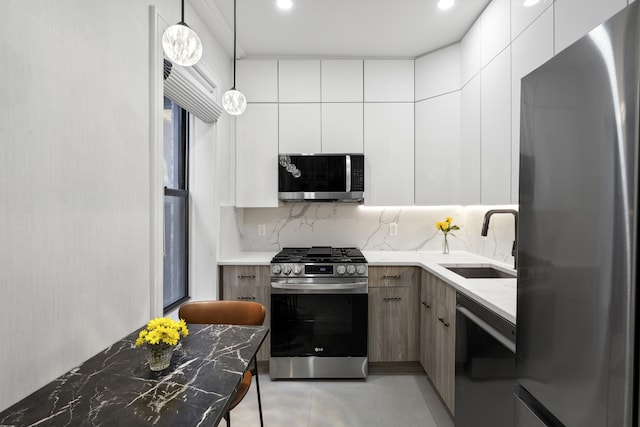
[414,92,461,205]
[236,104,278,207]
[364,103,414,206]
[481,48,511,205]
[510,0,554,41]
[364,60,414,102]
[321,60,363,102]
[460,76,481,205]
[236,60,278,102]
[279,103,321,153]
[554,0,626,53]
[481,0,510,67]
[278,60,321,102]
[415,45,461,101]
[321,103,363,153]
[511,8,554,203]
[461,19,482,86]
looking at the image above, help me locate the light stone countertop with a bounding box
[219,250,516,324]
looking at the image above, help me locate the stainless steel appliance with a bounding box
[455,292,516,427]
[278,153,365,202]
[269,246,368,379]
[517,3,639,425]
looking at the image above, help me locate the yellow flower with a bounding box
[136,317,189,347]
[435,217,459,235]
[445,217,453,223]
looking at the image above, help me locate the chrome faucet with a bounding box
[481,209,519,269]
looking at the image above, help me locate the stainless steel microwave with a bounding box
[278,153,364,202]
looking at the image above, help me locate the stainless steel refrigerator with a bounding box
[516,3,639,426]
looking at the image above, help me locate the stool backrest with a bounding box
[179,300,266,326]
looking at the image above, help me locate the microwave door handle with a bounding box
[346,155,351,192]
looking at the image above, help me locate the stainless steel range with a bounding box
[269,246,368,379]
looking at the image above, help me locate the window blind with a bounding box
[163,59,224,123]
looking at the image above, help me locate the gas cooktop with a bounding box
[271,246,367,263]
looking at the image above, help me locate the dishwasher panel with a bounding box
[455,292,516,427]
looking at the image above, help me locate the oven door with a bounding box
[270,292,368,358]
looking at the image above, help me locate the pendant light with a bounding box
[222,0,247,115]
[162,0,203,67]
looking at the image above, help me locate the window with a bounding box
[163,96,189,312]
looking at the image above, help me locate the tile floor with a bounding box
[226,372,454,427]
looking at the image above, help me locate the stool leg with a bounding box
[253,358,264,427]
[224,412,230,427]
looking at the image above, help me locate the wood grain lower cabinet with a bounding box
[220,265,271,361]
[420,269,456,414]
[368,266,419,362]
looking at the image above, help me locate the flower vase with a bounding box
[147,345,174,371]
[442,234,450,254]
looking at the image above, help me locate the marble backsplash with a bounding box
[220,204,518,265]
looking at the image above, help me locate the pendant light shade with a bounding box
[162,0,202,67]
[223,0,247,115]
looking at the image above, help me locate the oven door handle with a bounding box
[271,281,368,291]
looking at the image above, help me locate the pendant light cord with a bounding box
[181,0,185,23]
[232,0,237,90]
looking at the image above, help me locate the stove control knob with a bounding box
[282,264,292,275]
[293,264,302,275]
[336,265,346,275]
[271,264,282,275]
[347,265,356,275]
[356,265,366,275]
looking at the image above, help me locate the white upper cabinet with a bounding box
[415,45,461,101]
[481,0,511,67]
[554,0,627,53]
[511,7,554,203]
[236,60,278,103]
[322,103,364,153]
[236,104,279,207]
[321,60,363,102]
[511,0,554,41]
[364,60,414,102]
[279,103,321,153]
[414,93,461,205]
[460,76,481,205]
[461,19,482,86]
[481,48,511,205]
[364,103,414,206]
[279,60,321,102]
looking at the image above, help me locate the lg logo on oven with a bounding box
[314,347,324,352]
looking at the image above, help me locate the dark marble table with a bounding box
[0,324,268,426]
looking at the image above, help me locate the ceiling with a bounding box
[198,0,492,59]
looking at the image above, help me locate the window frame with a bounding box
[163,99,190,313]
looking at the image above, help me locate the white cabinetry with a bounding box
[236,60,278,102]
[414,93,461,205]
[510,0,553,41]
[321,103,363,153]
[364,60,414,102]
[461,19,482,86]
[278,60,321,102]
[235,104,278,207]
[481,48,511,204]
[321,60,363,102]
[460,76,481,205]
[511,8,554,202]
[415,45,461,101]
[481,0,510,67]
[279,103,321,153]
[364,103,414,206]
[554,0,627,53]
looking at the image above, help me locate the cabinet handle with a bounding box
[421,301,431,309]
[438,317,450,328]
[383,297,402,301]
[237,296,256,300]
[382,275,401,279]
[237,275,256,279]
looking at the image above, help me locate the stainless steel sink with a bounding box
[444,266,516,279]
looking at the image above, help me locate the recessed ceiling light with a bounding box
[437,0,454,10]
[277,0,293,10]
[523,0,540,6]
